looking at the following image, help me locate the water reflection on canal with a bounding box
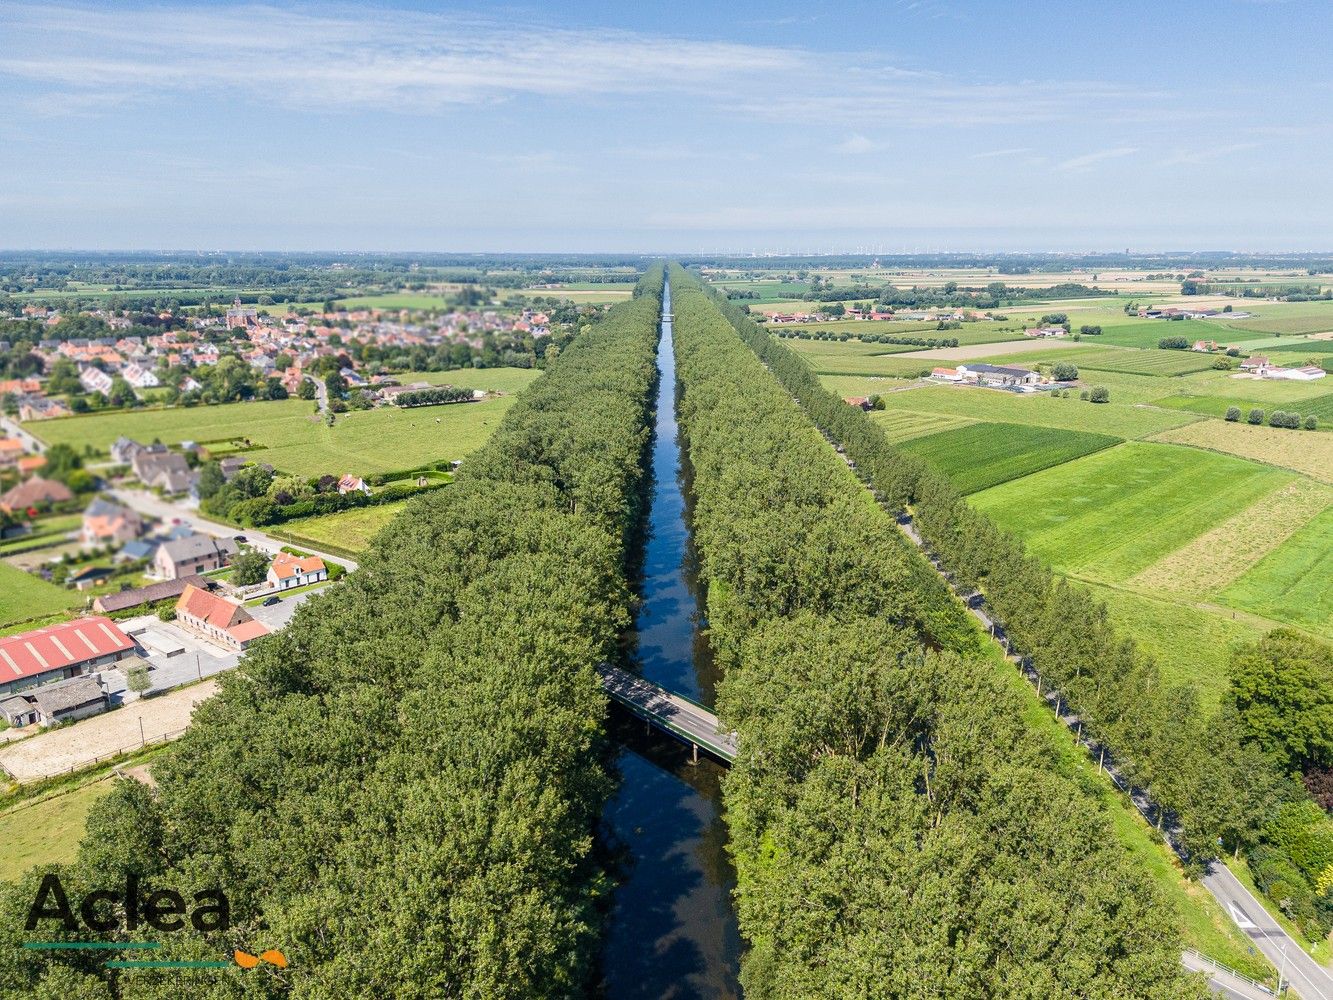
[599,278,742,1000]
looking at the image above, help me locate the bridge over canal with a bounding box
[597,663,736,765]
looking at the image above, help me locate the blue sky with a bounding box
[1,0,1330,252]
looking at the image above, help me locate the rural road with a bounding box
[1203,862,1333,999]
[109,487,358,571]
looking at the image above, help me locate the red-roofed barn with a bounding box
[0,617,136,695]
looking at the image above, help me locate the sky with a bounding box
[1,0,1331,253]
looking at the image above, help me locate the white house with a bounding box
[266,552,328,591]
[78,366,114,396]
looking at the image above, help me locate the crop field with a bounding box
[0,777,117,881]
[279,499,412,553]
[1218,300,1333,336]
[0,562,77,628]
[507,287,633,303]
[977,345,1218,376]
[786,338,922,358]
[1152,392,1333,426]
[899,422,1120,494]
[868,409,978,443]
[1218,506,1333,641]
[969,442,1293,583]
[791,322,1023,346]
[785,340,937,378]
[26,394,519,478]
[1158,368,1333,404]
[1130,479,1333,599]
[1150,419,1333,484]
[879,385,1201,438]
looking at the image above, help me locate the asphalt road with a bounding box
[109,487,358,570]
[1203,862,1333,1000]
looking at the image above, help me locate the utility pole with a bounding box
[139,716,145,747]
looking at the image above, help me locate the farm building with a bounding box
[0,675,109,727]
[0,617,136,695]
[92,574,210,614]
[957,363,1042,387]
[175,584,269,651]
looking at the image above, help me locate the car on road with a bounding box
[233,535,248,543]
[262,596,280,606]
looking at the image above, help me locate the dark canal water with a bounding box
[598,279,743,999]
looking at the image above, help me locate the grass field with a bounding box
[1152,391,1333,426]
[1150,419,1333,484]
[981,345,1218,376]
[26,390,523,479]
[394,368,542,394]
[1218,506,1333,641]
[786,339,937,377]
[879,385,1202,438]
[899,422,1120,494]
[279,500,411,554]
[969,442,1293,583]
[1082,582,1269,706]
[869,409,979,443]
[787,323,1023,346]
[0,563,76,628]
[1217,300,1333,336]
[1130,479,1333,599]
[0,777,115,880]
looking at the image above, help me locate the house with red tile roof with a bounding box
[266,552,327,591]
[0,476,74,515]
[175,584,269,651]
[0,617,136,695]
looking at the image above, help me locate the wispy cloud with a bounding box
[971,147,1032,159]
[836,134,880,154]
[1160,142,1260,166]
[1056,146,1140,171]
[0,1,1183,132]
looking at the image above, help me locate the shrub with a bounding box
[1248,408,1265,425]
[1306,415,1319,431]
[1051,361,1078,381]
[1079,389,1089,400]
[1225,406,1242,422]
[1159,336,1190,350]
[1088,385,1110,403]
[1212,358,1232,370]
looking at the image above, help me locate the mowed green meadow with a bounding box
[900,422,1120,494]
[1218,506,1333,641]
[25,372,535,477]
[280,499,411,554]
[0,779,116,881]
[0,562,76,628]
[969,442,1293,583]
[878,385,1202,438]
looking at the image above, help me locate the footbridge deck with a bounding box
[598,663,737,764]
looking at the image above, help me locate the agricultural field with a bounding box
[279,499,412,554]
[899,422,1120,494]
[786,340,937,378]
[1150,419,1333,484]
[0,562,77,629]
[877,384,1202,438]
[25,372,533,478]
[869,409,978,443]
[1152,391,1333,426]
[507,286,633,304]
[1080,582,1268,707]
[1217,506,1333,641]
[1216,299,1333,336]
[0,777,117,881]
[981,345,1218,376]
[969,442,1293,584]
[787,321,1023,346]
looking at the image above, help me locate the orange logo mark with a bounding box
[234,949,287,969]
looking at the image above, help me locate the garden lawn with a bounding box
[900,422,1121,494]
[26,394,520,479]
[1217,506,1333,641]
[0,778,116,881]
[0,563,76,628]
[968,441,1294,583]
[278,500,411,554]
[879,385,1202,438]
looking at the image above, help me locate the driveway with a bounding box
[108,488,357,570]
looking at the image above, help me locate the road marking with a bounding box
[1226,901,1258,930]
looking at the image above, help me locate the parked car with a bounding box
[262,596,280,606]
[233,535,248,543]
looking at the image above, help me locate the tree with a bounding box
[1306,415,1320,431]
[1051,361,1078,381]
[229,548,271,586]
[230,463,273,500]
[196,460,225,500]
[126,662,151,696]
[298,378,317,400]
[1228,630,1333,774]
[1248,408,1265,425]
[1088,385,1110,403]
[1225,406,1242,422]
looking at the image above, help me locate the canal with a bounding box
[599,278,743,999]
